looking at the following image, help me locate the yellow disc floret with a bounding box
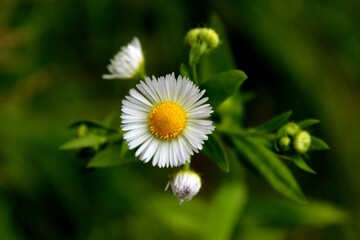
[148,102,187,140]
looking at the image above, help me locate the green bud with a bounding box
[278,136,292,153]
[277,122,301,138]
[293,131,311,154]
[185,28,220,50]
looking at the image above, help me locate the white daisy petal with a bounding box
[121,73,214,168]
[103,37,144,79]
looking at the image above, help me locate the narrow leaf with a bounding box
[309,136,330,151]
[293,155,317,174]
[232,136,307,204]
[255,111,292,133]
[203,133,230,172]
[59,134,105,150]
[298,119,320,129]
[87,141,137,168]
[201,70,247,109]
[69,120,118,132]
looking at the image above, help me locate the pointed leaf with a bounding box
[87,141,137,168]
[255,111,292,133]
[293,155,317,174]
[59,134,106,150]
[201,70,247,109]
[232,136,307,204]
[298,119,320,129]
[69,120,118,132]
[310,136,330,151]
[203,133,230,172]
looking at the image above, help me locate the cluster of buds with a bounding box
[276,122,312,155]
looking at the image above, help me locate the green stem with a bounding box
[183,161,191,171]
[191,65,198,85]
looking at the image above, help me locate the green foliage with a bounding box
[310,136,331,151]
[293,155,317,174]
[298,119,320,129]
[87,141,137,168]
[255,111,293,133]
[59,134,106,150]
[203,133,230,172]
[232,136,307,203]
[200,70,247,109]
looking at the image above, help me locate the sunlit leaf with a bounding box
[201,70,247,109]
[310,136,330,151]
[87,141,137,168]
[298,119,320,129]
[232,136,307,203]
[203,133,230,172]
[243,199,348,228]
[206,180,247,240]
[255,111,292,133]
[293,155,317,174]
[59,134,106,150]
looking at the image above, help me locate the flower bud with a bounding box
[277,122,301,138]
[166,170,201,205]
[185,28,220,49]
[293,130,311,154]
[278,136,292,153]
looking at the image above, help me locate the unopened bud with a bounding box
[185,28,220,49]
[293,130,311,154]
[166,170,201,205]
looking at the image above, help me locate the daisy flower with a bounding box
[121,73,214,168]
[166,170,202,205]
[102,37,145,79]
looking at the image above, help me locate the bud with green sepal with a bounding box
[185,27,220,67]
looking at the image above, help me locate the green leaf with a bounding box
[203,133,230,172]
[87,141,137,168]
[201,70,247,109]
[243,199,348,228]
[293,155,317,174]
[298,119,320,129]
[59,134,106,150]
[180,63,190,78]
[232,136,307,204]
[309,136,330,151]
[206,180,247,240]
[69,120,118,132]
[255,111,292,133]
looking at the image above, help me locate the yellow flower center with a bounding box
[148,102,187,140]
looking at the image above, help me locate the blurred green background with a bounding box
[0,0,359,239]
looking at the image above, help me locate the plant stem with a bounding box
[191,65,198,85]
[183,161,191,171]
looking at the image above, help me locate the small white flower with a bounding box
[166,170,202,205]
[103,37,144,79]
[121,73,214,168]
